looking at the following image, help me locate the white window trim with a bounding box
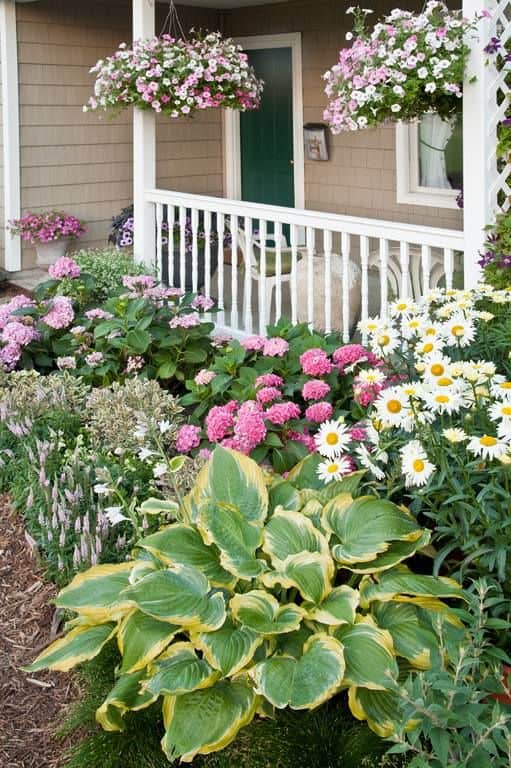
[223,32,305,210]
[395,122,460,210]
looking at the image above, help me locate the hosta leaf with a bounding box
[139,524,236,589]
[317,471,366,503]
[198,501,266,580]
[25,622,116,673]
[121,564,225,630]
[55,562,135,622]
[268,481,302,514]
[251,634,345,710]
[323,495,425,566]
[138,498,180,516]
[262,509,330,567]
[192,619,263,676]
[334,620,399,691]
[261,552,334,604]
[339,533,431,574]
[161,678,257,763]
[302,585,359,626]
[359,567,465,609]
[96,669,158,732]
[372,602,441,670]
[118,610,179,674]
[143,642,219,696]
[230,590,305,635]
[348,686,402,738]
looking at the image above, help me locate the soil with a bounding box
[0,283,32,303]
[0,495,78,768]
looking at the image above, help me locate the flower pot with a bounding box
[171,244,219,293]
[35,238,70,267]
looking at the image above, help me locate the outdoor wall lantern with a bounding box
[303,123,329,161]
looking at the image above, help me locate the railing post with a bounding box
[462,0,496,288]
[133,0,156,268]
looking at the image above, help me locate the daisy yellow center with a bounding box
[425,328,436,336]
[480,435,497,447]
[387,400,402,414]
[451,325,464,337]
[326,433,339,446]
[501,406,511,416]
[422,343,434,354]
[327,464,339,474]
[430,364,445,377]
[396,303,408,311]
[435,395,450,403]
[500,382,511,390]
[378,334,390,347]
[409,321,420,329]
[438,377,454,387]
[413,459,425,472]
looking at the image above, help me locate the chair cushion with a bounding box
[253,246,303,277]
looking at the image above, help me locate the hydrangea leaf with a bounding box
[118,610,179,674]
[192,619,263,676]
[230,590,305,635]
[251,634,345,710]
[143,642,219,697]
[333,620,399,691]
[261,551,334,604]
[96,669,158,732]
[302,584,360,626]
[25,622,116,673]
[161,678,258,763]
[55,562,135,622]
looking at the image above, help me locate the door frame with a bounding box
[223,32,305,210]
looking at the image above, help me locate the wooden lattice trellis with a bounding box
[488,1,511,213]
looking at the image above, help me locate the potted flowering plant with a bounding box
[85,31,263,118]
[323,2,479,133]
[8,211,85,267]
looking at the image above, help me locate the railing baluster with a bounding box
[444,247,454,290]
[341,231,350,343]
[204,209,212,300]
[399,241,410,298]
[244,216,253,333]
[306,226,315,327]
[274,221,283,323]
[191,208,199,294]
[379,237,389,318]
[230,214,238,330]
[179,205,186,293]
[290,224,298,325]
[216,212,225,325]
[421,244,432,294]
[155,202,163,283]
[324,229,332,334]
[167,204,175,286]
[258,219,267,335]
[360,235,369,344]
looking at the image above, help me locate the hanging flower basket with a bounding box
[323,2,481,133]
[85,31,263,118]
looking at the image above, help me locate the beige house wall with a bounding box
[0,35,4,269]
[223,0,463,231]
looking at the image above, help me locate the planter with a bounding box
[171,244,219,293]
[35,238,70,268]
[296,253,361,334]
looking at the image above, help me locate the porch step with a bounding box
[7,268,46,292]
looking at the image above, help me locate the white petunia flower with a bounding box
[314,420,351,458]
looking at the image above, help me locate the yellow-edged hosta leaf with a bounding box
[372,601,441,670]
[333,620,398,691]
[341,532,431,574]
[262,509,330,568]
[261,551,334,605]
[348,686,402,738]
[230,590,305,636]
[25,622,116,672]
[393,596,464,626]
[302,585,359,626]
[55,562,135,622]
[268,480,302,514]
[161,678,258,763]
[192,619,263,676]
[359,567,465,609]
[96,669,158,732]
[138,523,236,589]
[121,564,225,630]
[118,610,179,674]
[143,642,219,697]
[250,634,345,710]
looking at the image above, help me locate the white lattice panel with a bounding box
[491,0,511,212]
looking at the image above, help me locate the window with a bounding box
[396,112,462,209]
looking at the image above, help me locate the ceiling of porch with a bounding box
[173,0,289,7]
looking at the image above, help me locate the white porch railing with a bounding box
[145,188,465,342]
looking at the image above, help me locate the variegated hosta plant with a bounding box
[27,448,465,763]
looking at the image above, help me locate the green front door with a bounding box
[240,47,294,209]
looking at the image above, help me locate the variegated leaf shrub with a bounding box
[27,448,465,763]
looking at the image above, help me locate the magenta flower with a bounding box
[265,402,301,426]
[255,373,284,388]
[256,386,281,405]
[233,401,267,454]
[241,335,266,352]
[206,404,237,442]
[302,379,331,401]
[176,424,201,453]
[262,337,289,357]
[300,348,332,376]
[305,401,334,423]
[332,344,372,371]
[0,343,22,370]
[48,256,81,280]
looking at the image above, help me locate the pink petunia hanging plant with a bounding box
[8,211,85,245]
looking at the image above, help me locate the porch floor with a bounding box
[7,268,47,292]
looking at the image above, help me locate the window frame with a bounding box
[395,121,460,209]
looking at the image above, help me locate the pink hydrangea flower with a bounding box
[122,275,156,291]
[48,256,81,280]
[191,295,215,311]
[256,386,281,405]
[169,314,201,329]
[0,343,22,370]
[302,379,331,401]
[0,295,35,330]
[263,337,289,357]
[233,401,267,454]
[255,373,283,388]
[305,401,333,423]
[194,369,216,386]
[42,296,75,330]
[206,404,237,442]
[176,424,201,453]
[85,351,104,367]
[288,429,317,453]
[300,348,332,376]
[333,344,369,370]
[56,356,77,370]
[85,308,114,321]
[125,355,145,374]
[198,448,212,461]
[265,402,301,426]
[2,321,39,347]
[241,335,266,352]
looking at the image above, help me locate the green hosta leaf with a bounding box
[230,590,305,635]
[251,634,345,710]
[359,567,465,609]
[348,686,402,738]
[118,610,179,674]
[121,564,226,630]
[317,471,366,503]
[261,552,334,604]
[161,678,257,763]
[268,481,302,514]
[96,669,158,732]
[192,619,263,676]
[302,585,359,626]
[138,498,180,516]
[55,562,135,622]
[198,502,267,580]
[343,533,431,574]
[143,642,219,697]
[334,620,399,691]
[262,509,330,568]
[372,602,441,670]
[139,524,236,589]
[323,495,426,567]
[25,622,116,673]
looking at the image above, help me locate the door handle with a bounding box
[290,160,294,165]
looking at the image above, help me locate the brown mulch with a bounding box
[0,495,78,768]
[0,283,33,303]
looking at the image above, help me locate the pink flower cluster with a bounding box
[8,211,85,244]
[41,296,75,330]
[191,295,215,311]
[48,256,81,280]
[241,335,290,357]
[85,308,114,321]
[333,343,379,372]
[169,314,201,330]
[195,369,216,386]
[86,32,263,119]
[0,295,35,330]
[122,274,156,292]
[176,424,201,453]
[300,348,333,376]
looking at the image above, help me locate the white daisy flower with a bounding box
[443,315,476,348]
[488,401,511,422]
[491,377,511,400]
[358,316,381,335]
[400,440,436,487]
[391,298,418,318]
[423,389,464,415]
[414,337,445,357]
[374,386,411,428]
[422,355,452,382]
[317,457,353,484]
[497,420,511,443]
[467,434,509,461]
[314,420,351,458]
[369,326,401,356]
[401,316,424,339]
[356,368,387,386]
[442,427,468,443]
[355,444,386,480]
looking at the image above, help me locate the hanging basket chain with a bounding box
[160,0,187,41]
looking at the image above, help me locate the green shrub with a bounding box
[73,248,152,304]
[28,447,465,763]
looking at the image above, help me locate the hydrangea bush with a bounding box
[323,2,479,132]
[85,32,263,118]
[8,210,85,244]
